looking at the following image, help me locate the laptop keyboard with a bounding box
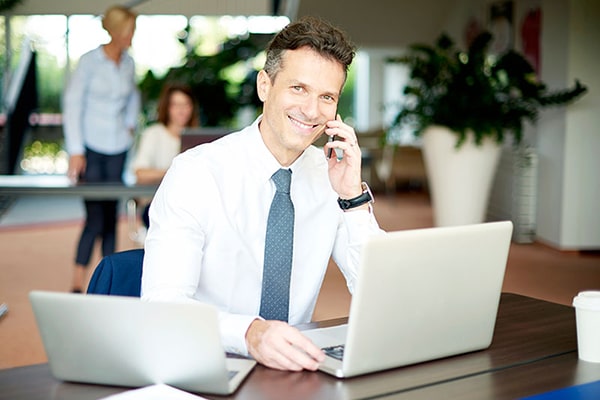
[322,345,345,361]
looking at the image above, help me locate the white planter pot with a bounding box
[422,126,502,227]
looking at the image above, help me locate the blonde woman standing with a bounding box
[63,5,140,292]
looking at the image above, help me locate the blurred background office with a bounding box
[1,0,597,251]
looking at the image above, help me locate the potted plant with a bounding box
[388,31,587,227]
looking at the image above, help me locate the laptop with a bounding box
[29,291,256,395]
[302,220,513,378]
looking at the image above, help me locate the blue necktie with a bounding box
[259,168,294,321]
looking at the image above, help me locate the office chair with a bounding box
[86,248,144,297]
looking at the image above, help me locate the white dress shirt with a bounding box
[141,117,384,355]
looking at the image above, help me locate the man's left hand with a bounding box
[324,115,364,200]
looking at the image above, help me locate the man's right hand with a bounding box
[245,319,325,371]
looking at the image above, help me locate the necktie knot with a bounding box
[272,168,291,194]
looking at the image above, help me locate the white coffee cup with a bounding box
[573,291,600,363]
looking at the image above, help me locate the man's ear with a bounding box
[256,70,271,102]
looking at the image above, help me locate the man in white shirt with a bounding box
[141,16,384,371]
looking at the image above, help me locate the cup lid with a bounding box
[573,291,600,311]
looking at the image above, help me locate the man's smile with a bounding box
[288,116,319,133]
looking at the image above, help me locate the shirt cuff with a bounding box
[218,312,260,356]
[342,208,378,237]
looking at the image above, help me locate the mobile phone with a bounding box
[327,134,336,159]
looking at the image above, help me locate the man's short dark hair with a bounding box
[264,16,356,82]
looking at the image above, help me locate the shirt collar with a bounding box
[94,45,127,64]
[248,115,310,184]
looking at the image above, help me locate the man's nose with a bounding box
[300,96,321,120]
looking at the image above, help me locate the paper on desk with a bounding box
[99,384,209,400]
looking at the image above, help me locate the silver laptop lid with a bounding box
[306,221,513,378]
[29,291,255,395]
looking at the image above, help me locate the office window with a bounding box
[10,15,66,113]
[131,15,188,79]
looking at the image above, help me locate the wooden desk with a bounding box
[0,294,590,400]
[385,352,600,400]
[0,175,158,200]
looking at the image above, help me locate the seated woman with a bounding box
[131,83,199,227]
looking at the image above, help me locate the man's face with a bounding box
[257,46,345,166]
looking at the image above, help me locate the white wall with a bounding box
[561,0,600,249]
[537,0,600,249]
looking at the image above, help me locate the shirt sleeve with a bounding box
[218,313,260,355]
[62,56,90,156]
[332,207,385,294]
[140,154,257,356]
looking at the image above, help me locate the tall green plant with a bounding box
[389,32,587,147]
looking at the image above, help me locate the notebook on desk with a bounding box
[29,291,256,395]
[302,220,513,378]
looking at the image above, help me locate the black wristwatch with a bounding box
[337,182,374,210]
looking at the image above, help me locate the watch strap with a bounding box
[337,182,374,210]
